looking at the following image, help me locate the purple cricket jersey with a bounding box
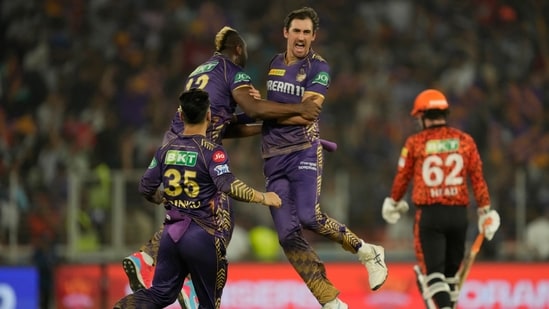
[262,50,330,158]
[168,53,253,145]
[140,134,237,238]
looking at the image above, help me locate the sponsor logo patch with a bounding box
[212,150,227,163]
[425,139,459,154]
[148,157,158,169]
[189,61,218,77]
[234,72,251,83]
[214,164,230,176]
[312,72,330,86]
[268,69,286,76]
[164,150,198,166]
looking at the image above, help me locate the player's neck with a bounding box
[284,51,307,65]
[182,122,207,136]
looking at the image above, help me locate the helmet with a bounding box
[411,89,449,116]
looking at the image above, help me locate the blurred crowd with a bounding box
[1,0,548,262]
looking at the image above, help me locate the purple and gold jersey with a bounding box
[169,53,253,144]
[262,50,330,158]
[140,134,237,237]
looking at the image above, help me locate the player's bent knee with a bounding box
[278,230,307,249]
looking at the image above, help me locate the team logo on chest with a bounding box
[296,68,306,82]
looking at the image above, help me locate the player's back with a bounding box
[156,134,226,231]
[169,53,252,144]
[407,125,481,206]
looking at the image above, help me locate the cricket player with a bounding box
[121,26,321,308]
[260,7,388,309]
[381,89,501,308]
[113,88,281,309]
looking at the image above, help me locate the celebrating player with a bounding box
[113,88,281,309]
[381,89,501,308]
[122,26,321,308]
[260,7,388,309]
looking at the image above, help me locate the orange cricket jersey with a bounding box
[390,125,490,207]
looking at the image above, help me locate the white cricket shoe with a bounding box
[357,241,388,290]
[322,298,348,309]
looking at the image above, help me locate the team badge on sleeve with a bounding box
[398,147,408,168]
[214,164,230,176]
[312,72,330,86]
[148,157,158,169]
[234,72,251,84]
[212,150,227,163]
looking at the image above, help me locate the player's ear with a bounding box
[206,108,211,122]
[236,44,243,56]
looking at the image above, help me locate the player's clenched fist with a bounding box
[260,192,282,208]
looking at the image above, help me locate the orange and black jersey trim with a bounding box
[390,125,490,207]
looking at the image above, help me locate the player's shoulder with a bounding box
[200,138,218,151]
[310,51,328,64]
[208,143,229,165]
[268,53,285,67]
[189,54,222,77]
[307,51,330,74]
[446,126,475,141]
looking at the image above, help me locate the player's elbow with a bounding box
[244,109,260,119]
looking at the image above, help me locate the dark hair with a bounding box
[178,88,210,124]
[284,7,320,32]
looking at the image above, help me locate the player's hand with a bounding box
[477,206,500,241]
[300,96,321,120]
[249,86,262,100]
[396,199,409,213]
[382,197,408,224]
[262,192,282,208]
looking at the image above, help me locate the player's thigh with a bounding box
[183,227,227,306]
[287,146,322,223]
[416,208,447,273]
[264,156,301,239]
[151,232,188,301]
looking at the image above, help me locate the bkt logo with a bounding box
[165,150,198,167]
